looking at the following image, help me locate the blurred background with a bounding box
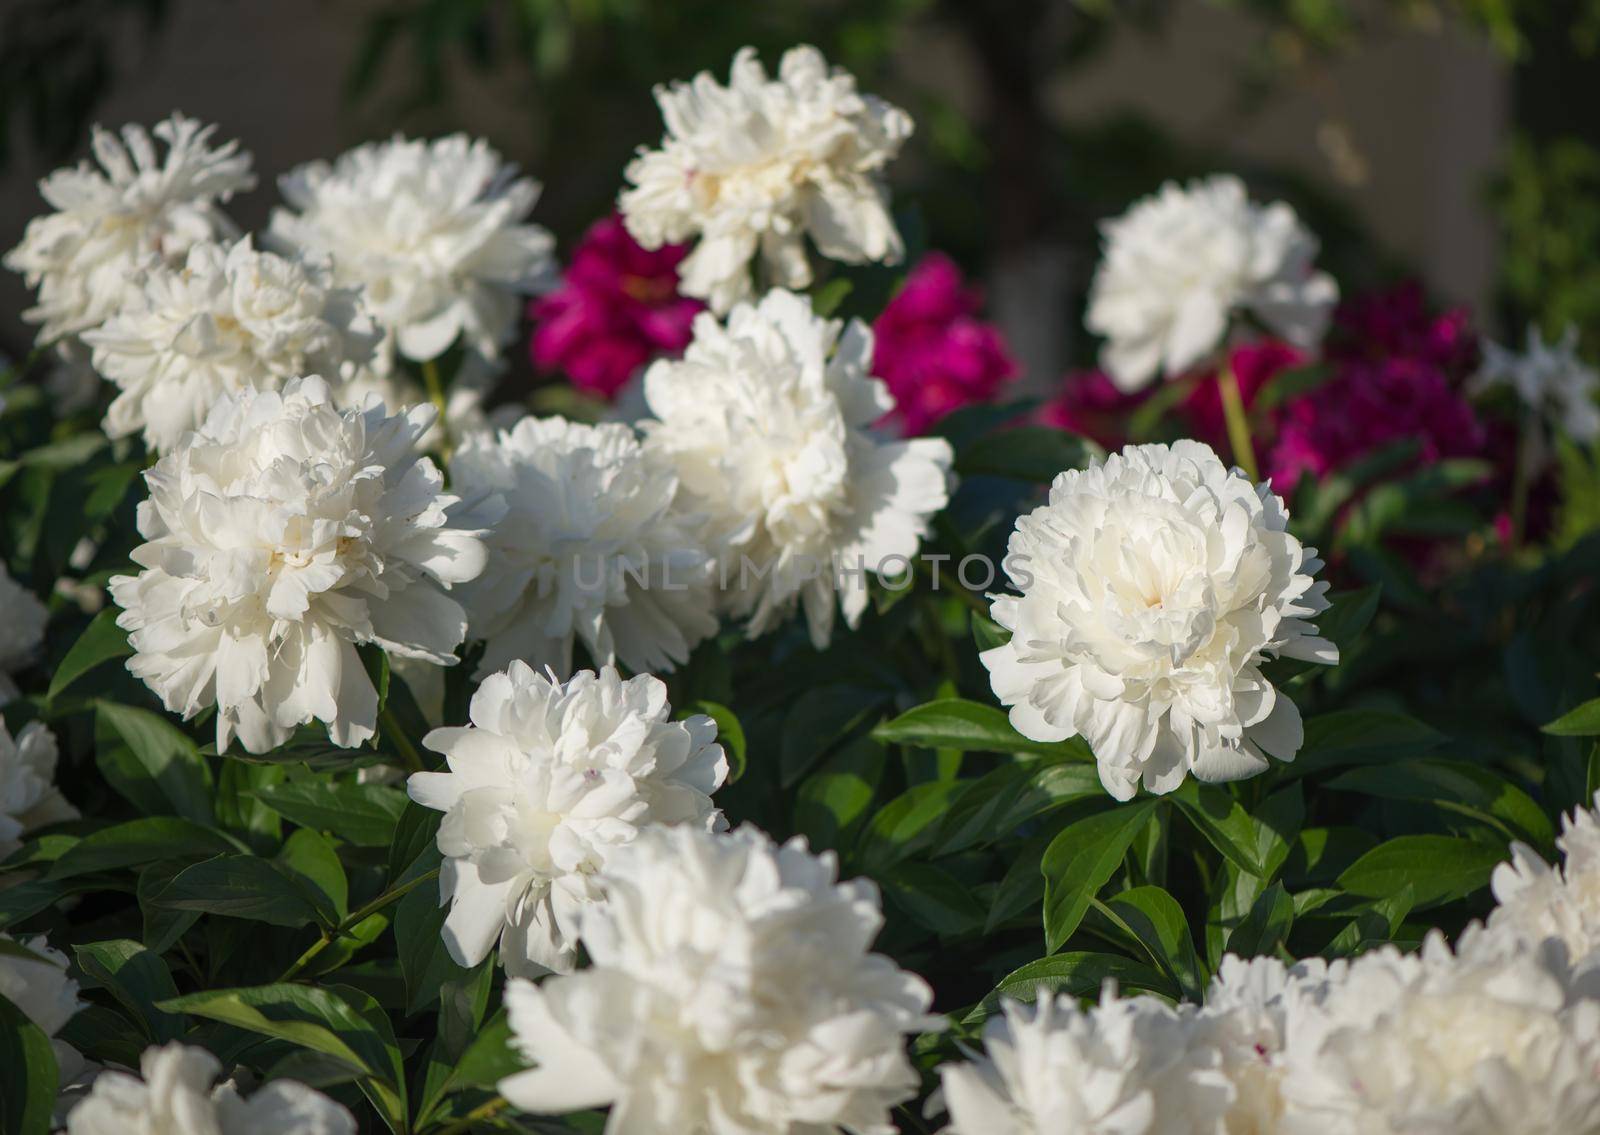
[1,0,1596,392]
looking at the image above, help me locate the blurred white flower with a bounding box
[65,1042,354,1135]
[268,134,555,366]
[641,289,951,649]
[982,440,1335,800]
[1475,325,1600,446]
[937,991,1232,1135]
[108,377,493,754]
[1278,934,1600,1135]
[0,567,48,705]
[620,46,912,313]
[499,824,938,1133]
[84,237,378,453]
[0,932,88,1082]
[1482,790,1600,968]
[4,113,254,345]
[408,662,727,977]
[450,415,719,676]
[0,720,77,858]
[336,350,503,453]
[1086,175,1338,392]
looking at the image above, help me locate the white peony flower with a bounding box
[640,289,951,649]
[982,440,1335,801]
[449,415,719,677]
[407,662,728,977]
[936,991,1232,1135]
[0,720,77,859]
[83,237,378,453]
[620,46,912,313]
[0,566,48,705]
[65,1042,355,1135]
[498,824,939,1134]
[267,134,556,366]
[1277,933,1600,1135]
[0,932,88,1082]
[1482,790,1600,967]
[108,376,493,754]
[1475,324,1600,446]
[4,113,255,346]
[1086,174,1338,392]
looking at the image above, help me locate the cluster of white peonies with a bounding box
[620,45,913,313]
[407,662,728,976]
[1480,788,1600,967]
[449,416,719,677]
[0,720,77,859]
[83,237,378,452]
[0,565,49,705]
[981,439,1335,801]
[108,377,494,753]
[640,288,953,649]
[64,1042,354,1135]
[0,933,88,1083]
[1476,324,1600,448]
[1086,174,1338,392]
[267,133,556,368]
[498,823,940,1134]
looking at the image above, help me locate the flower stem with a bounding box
[278,867,440,982]
[381,703,427,774]
[421,358,453,462]
[432,1096,508,1135]
[1217,361,1260,482]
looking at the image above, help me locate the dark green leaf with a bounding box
[961,953,1169,1025]
[72,939,183,1042]
[276,829,349,924]
[1325,760,1554,849]
[1337,835,1505,910]
[1226,882,1295,958]
[1546,698,1600,736]
[938,761,1103,855]
[874,698,1092,761]
[150,855,323,927]
[1171,781,1267,877]
[1102,885,1204,1000]
[94,701,214,824]
[0,993,57,1135]
[1041,798,1159,952]
[957,427,1093,482]
[779,686,887,788]
[252,780,408,848]
[881,861,987,938]
[49,818,240,880]
[46,609,131,702]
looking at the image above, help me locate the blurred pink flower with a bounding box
[1330,280,1478,378]
[1038,369,1146,451]
[529,213,702,400]
[872,253,1017,434]
[1181,340,1308,457]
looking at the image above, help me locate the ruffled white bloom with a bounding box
[937,991,1232,1135]
[108,377,493,754]
[83,237,378,453]
[1087,175,1338,392]
[267,134,555,365]
[4,113,254,346]
[641,289,951,649]
[0,932,88,1081]
[1475,325,1600,446]
[65,1042,355,1135]
[1482,790,1600,968]
[620,46,912,313]
[499,824,939,1134]
[1278,934,1600,1135]
[407,662,727,977]
[0,566,48,705]
[0,721,77,858]
[983,440,1335,800]
[450,415,719,676]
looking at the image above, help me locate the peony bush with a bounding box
[2,42,1600,1135]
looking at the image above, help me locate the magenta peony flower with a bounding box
[1038,369,1146,451]
[529,213,702,400]
[1181,340,1308,458]
[1330,280,1478,378]
[872,253,1017,434]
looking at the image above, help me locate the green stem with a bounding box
[278,867,440,981]
[381,703,427,774]
[432,1097,508,1135]
[421,358,453,462]
[1217,361,1260,482]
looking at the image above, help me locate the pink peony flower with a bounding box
[1038,369,1146,451]
[1330,280,1478,378]
[529,213,702,400]
[872,253,1017,434]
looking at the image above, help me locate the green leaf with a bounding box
[961,952,1169,1025]
[956,427,1093,482]
[72,939,183,1042]
[276,829,349,924]
[987,834,1050,932]
[94,701,215,824]
[1325,760,1554,849]
[1171,781,1268,877]
[779,686,888,787]
[1326,885,1416,957]
[880,861,988,938]
[794,738,884,853]
[1252,783,1306,881]
[395,879,461,1016]
[418,1009,521,1123]
[856,779,968,873]
[0,993,57,1135]
[252,780,408,848]
[149,855,324,927]
[971,610,1009,652]
[138,861,200,954]
[686,700,745,784]
[388,801,442,886]
[811,278,853,317]
[874,698,1093,761]
[1226,882,1295,958]
[49,818,240,880]
[937,761,1103,855]
[1205,861,1268,967]
[1546,698,1600,736]
[1285,710,1444,779]
[46,609,131,702]
[1102,885,1205,1000]
[1041,798,1160,952]
[1337,835,1505,910]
